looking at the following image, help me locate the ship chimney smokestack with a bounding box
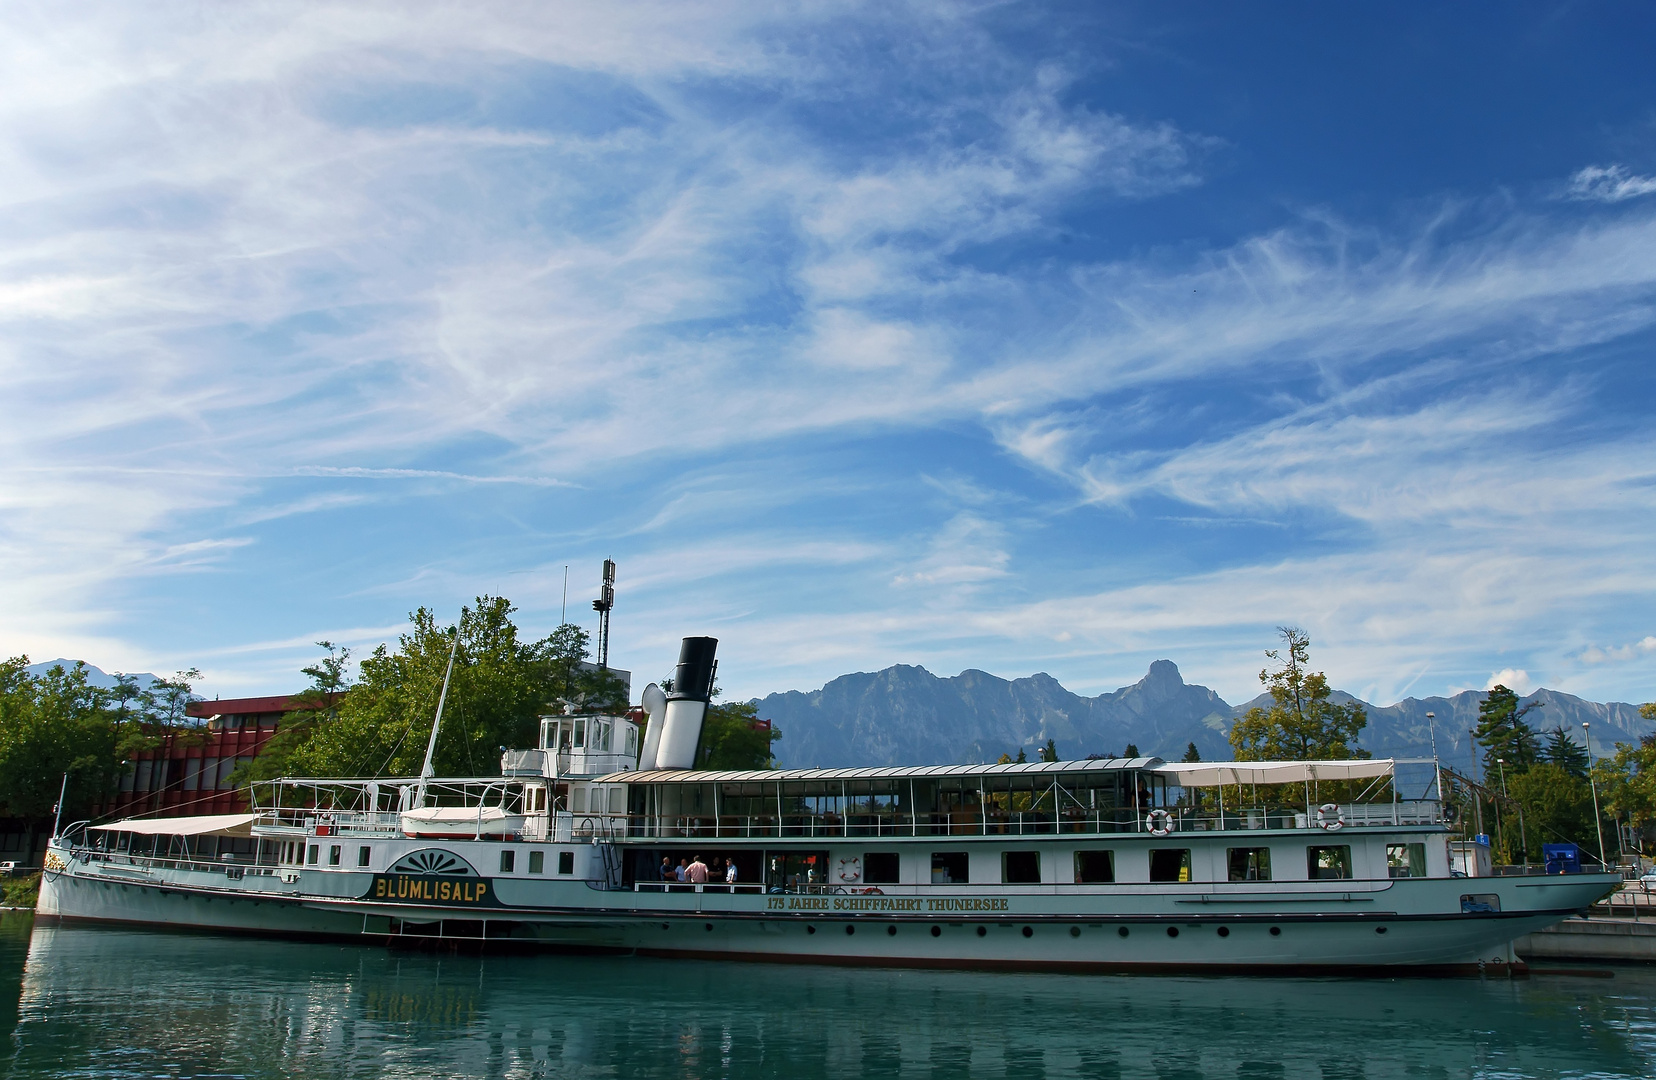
[652,636,718,770]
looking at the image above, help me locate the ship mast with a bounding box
[415,629,460,808]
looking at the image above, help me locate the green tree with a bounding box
[695,701,782,770]
[1181,742,1201,763]
[0,658,123,824]
[545,623,629,714]
[1123,743,1140,758]
[1227,627,1368,761]
[1504,761,1593,861]
[1541,727,1589,780]
[273,597,560,780]
[1473,685,1540,774]
[1595,734,1656,832]
[148,669,203,727]
[1039,738,1059,763]
[235,643,355,786]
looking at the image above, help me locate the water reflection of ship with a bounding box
[7,923,1655,1079]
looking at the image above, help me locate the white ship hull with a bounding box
[38,836,1614,974]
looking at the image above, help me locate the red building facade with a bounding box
[106,694,318,819]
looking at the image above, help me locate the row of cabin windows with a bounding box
[497,849,577,875]
[544,718,639,758]
[286,843,577,876]
[856,843,1428,885]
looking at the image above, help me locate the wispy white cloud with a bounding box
[1,3,1654,714]
[1577,637,1656,665]
[1567,164,1656,204]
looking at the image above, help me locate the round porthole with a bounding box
[1376,926,1388,935]
[661,923,670,931]
[704,922,713,932]
[1070,926,1081,938]
[1269,925,1281,937]
[806,925,816,935]
[1167,926,1179,938]
[931,925,942,937]
[845,924,855,936]
[1217,926,1230,938]
[976,925,987,937]
[887,924,897,936]
[1022,926,1033,938]
[1118,926,1129,938]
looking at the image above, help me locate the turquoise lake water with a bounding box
[3,912,1654,1078]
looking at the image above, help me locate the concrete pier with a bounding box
[1517,916,1656,963]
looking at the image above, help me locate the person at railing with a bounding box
[725,858,738,885]
[659,856,675,883]
[675,858,688,884]
[686,855,709,884]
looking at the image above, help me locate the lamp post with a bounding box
[1425,710,1442,794]
[1468,728,1485,837]
[1584,720,1608,869]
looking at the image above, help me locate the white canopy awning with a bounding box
[88,813,256,837]
[1152,759,1395,787]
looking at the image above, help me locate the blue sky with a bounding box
[3,3,1655,708]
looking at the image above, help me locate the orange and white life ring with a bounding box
[1146,809,1173,837]
[1317,803,1345,831]
[836,856,862,883]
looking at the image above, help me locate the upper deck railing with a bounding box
[594,799,1442,841]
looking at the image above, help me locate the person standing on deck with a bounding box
[687,855,709,884]
[725,859,738,884]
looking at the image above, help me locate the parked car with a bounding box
[1639,872,1656,891]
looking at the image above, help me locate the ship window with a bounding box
[626,726,638,756]
[500,850,515,874]
[328,845,341,866]
[558,851,575,875]
[1308,845,1353,880]
[1149,848,1192,883]
[572,787,587,813]
[573,720,585,748]
[1002,851,1041,884]
[357,846,371,868]
[864,852,900,884]
[1074,850,1114,884]
[1387,843,1427,878]
[931,851,969,884]
[609,787,625,814]
[1227,847,1272,881]
[529,851,545,874]
[307,844,318,865]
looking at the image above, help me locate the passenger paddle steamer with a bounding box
[39,637,1617,973]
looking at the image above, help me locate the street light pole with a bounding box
[1584,720,1608,869]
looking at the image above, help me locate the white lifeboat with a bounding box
[399,805,526,839]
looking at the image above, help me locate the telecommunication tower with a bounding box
[592,558,616,669]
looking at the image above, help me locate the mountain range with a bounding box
[22,659,160,690]
[753,661,1655,771]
